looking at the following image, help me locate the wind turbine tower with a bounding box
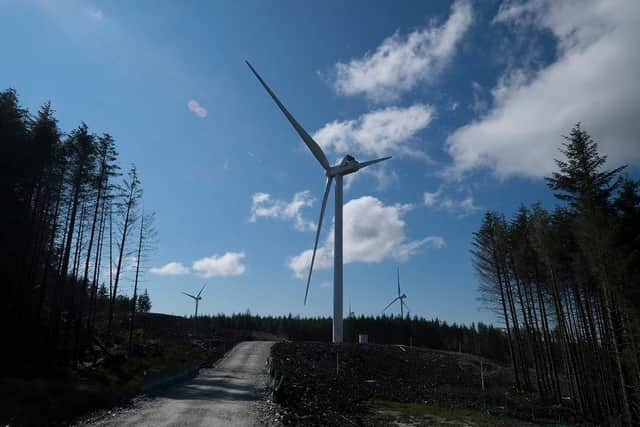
[182,284,206,318]
[247,61,391,343]
[382,267,409,317]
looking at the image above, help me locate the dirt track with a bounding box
[86,341,274,427]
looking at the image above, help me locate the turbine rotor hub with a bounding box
[327,154,360,177]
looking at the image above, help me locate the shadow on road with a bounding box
[155,373,259,402]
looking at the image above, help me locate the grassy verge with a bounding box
[364,400,542,426]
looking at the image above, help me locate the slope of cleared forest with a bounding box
[268,342,579,426]
[0,313,246,426]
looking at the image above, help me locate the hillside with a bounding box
[269,342,579,426]
[0,313,249,426]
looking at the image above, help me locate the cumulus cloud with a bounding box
[289,247,333,280]
[423,187,480,217]
[249,191,315,232]
[150,261,190,275]
[446,0,640,178]
[342,164,399,193]
[187,99,208,118]
[313,104,434,159]
[333,0,473,102]
[192,252,246,278]
[288,196,444,279]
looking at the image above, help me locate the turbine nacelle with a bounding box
[327,154,392,177]
[327,155,359,177]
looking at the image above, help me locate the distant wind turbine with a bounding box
[247,61,391,343]
[382,267,409,317]
[182,284,206,318]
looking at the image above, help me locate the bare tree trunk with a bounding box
[88,196,107,333]
[534,266,561,402]
[602,286,633,425]
[71,201,87,282]
[109,202,113,301]
[496,260,522,390]
[128,214,144,354]
[36,178,64,324]
[108,170,138,332]
[503,266,531,389]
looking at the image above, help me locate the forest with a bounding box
[472,124,640,424]
[198,312,510,362]
[1,88,155,375]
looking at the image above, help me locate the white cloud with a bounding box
[192,252,246,278]
[333,0,473,102]
[252,192,269,204]
[423,190,440,207]
[447,0,640,178]
[320,281,332,289]
[86,8,104,20]
[288,196,444,279]
[187,99,208,118]
[249,191,315,232]
[470,81,488,114]
[343,164,400,192]
[361,166,400,191]
[458,195,478,214]
[150,261,190,276]
[395,236,446,261]
[125,255,139,271]
[423,188,480,217]
[313,104,434,159]
[289,247,333,280]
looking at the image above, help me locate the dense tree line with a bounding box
[1,88,155,373]
[197,312,510,362]
[473,124,640,424]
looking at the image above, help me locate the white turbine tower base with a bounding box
[334,174,343,343]
[247,61,391,343]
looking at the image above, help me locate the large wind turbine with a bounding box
[182,284,206,318]
[382,267,409,318]
[247,61,390,343]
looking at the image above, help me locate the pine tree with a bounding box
[137,289,151,313]
[546,123,625,212]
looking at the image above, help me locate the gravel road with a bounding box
[86,341,275,427]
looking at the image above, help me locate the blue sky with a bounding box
[2,0,638,325]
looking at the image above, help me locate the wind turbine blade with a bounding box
[197,283,207,298]
[181,292,196,300]
[246,61,331,171]
[403,301,411,314]
[382,296,401,313]
[397,266,401,298]
[358,156,391,171]
[304,176,333,304]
